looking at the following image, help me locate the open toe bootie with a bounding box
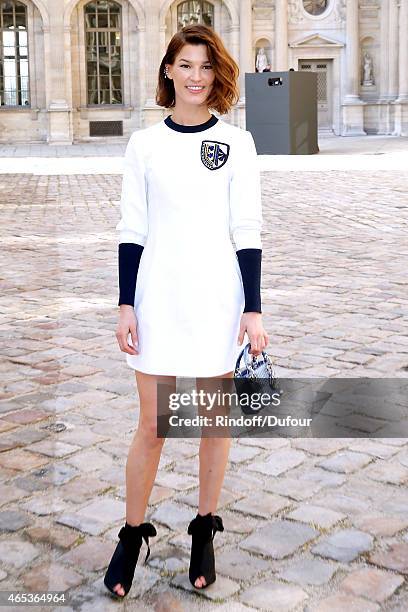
[187,512,224,589]
[104,521,157,598]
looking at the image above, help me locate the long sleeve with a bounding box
[116,132,149,245]
[118,243,144,306]
[116,133,148,306]
[229,130,262,251]
[229,130,263,313]
[236,248,262,313]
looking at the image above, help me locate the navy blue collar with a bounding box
[164,113,218,133]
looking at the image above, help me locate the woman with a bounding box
[104,24,268,598]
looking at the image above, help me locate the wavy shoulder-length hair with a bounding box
[156,24,239,115]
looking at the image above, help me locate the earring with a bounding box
[164,69,169,79]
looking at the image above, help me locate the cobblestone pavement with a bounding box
[0,160,408,611]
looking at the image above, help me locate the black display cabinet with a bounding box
[245,71,319,155]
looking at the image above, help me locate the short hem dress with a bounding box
[116,113,263,378]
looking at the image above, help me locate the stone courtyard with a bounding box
[0,136,408,611]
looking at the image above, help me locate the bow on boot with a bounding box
[104,521,157,598]
[118,521,157,563]
[187,512,224,588]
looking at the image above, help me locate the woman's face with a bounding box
[165,44,215,107]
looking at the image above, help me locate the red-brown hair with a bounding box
[156,24,239,115]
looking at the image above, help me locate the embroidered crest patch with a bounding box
[201,140,230,170]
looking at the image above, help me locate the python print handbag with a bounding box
[234,343,283,415]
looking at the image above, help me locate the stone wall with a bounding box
[0,0,406,144]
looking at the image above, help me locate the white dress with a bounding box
[116,113,262,377]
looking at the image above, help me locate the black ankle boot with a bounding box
[187,512,224,589]
[104,521,157,598]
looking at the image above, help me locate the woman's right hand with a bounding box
[116,305,139,355]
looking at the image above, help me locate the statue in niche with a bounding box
[362,52,375,86]
[289,0,304,23]
[334,0,346,22]
[256,47,269,72]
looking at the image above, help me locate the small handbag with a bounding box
[234,343,283,415]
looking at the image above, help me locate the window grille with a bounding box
[85,1,122,106]
[177,1,214,30]
[89,120,123,136]
[0,1,29,106]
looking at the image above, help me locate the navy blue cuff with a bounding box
[118,243,144,306]
[236,248,262,313]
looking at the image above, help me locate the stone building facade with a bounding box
[0,0,407,143]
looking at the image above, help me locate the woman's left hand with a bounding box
[237,312,269,356]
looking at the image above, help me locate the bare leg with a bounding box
[194,371,233,588]
[113,370,175,597]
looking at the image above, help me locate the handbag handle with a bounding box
[235,342,248,373]
[235,343,281,395]
[235,342,271,374]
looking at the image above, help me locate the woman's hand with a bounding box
[237,312,269,356]
[116,305,139,355]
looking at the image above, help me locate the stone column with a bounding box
[143,0,162,125]
[394,0,408,134]
[342,0,366,135]
[239,0,253,101]
[63,24,74,141]
[137,24,147,124]
[388,0,398,99]
[46,3,72,143]
[378,0,397,133]
[386,0,398,134]
[230,24,240,65]
[396,0,408,101]
[377,0,390,132]
[379,0,389,101]
[227,23,242,127]
[275,0,288,71]
[344,0,360,100]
